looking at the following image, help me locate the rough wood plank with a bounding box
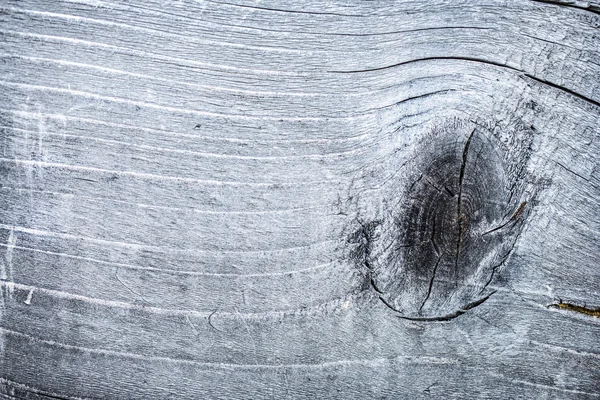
[0,0,599,398]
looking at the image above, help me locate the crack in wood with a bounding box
[419,253,443,313]
[524,74,600,109]
[483,201,527,236]
[370,278,383,294]
[328,56,526,74]
[398,291,496,322]
[430,218,440,255]
[332,57,599,109]
[455,129,475,272]
[115,267,150,306]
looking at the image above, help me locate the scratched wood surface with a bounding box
[0,0,599,399]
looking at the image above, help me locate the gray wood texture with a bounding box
[0,0,599,398]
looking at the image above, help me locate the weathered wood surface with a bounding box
[0,0,599,398]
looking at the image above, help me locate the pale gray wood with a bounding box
[0,0,599,398]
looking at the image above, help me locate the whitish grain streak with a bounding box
[0,186,326,214]
[0,281,356,318]
[0,30,297,76]
[0,243,336,278]
[490,372,600,397]
[2,109,373,144]
[7,7,310,53]
[0,157,336,186]
[4,124,363,161]
[0,326,456,369]
[0,54,340,97]
[530,340,600,359]
[0,80,369,121]
[0,224,336,255]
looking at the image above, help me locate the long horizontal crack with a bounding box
[328,56,524,74]
[206,0,363,17]
[330,57,600,110]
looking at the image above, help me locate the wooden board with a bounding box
[0,0,599,398]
